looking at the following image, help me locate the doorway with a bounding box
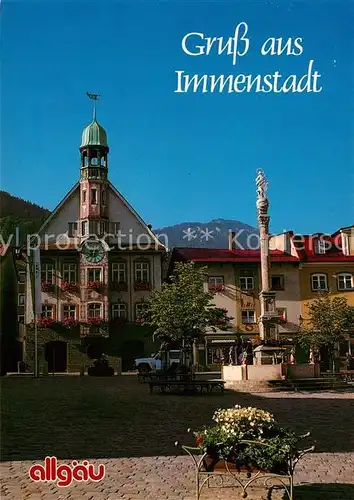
[44,341,68,373]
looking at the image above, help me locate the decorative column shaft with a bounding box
[256,169,276,341]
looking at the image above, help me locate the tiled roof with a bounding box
[173,248,299,263]
[292,235,354,262]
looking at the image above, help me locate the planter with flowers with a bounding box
[36,317,56,329]
[41,281,55,293]
[134,281,152,291]
[61,281,80,294]
[175,405,314,500]
[61,317,79,329]
[87,281,104,293]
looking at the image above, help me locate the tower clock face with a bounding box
[82,240,105,263]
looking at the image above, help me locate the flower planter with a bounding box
[41,282,55,293]
[134,281,152,291]
[177,405,315,500]
[61,281,80,294]
[87,281,104,293]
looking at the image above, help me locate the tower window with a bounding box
[91,189,97,204]
[101,156,105,167]
[102,190,106,206]
[82,191,86,203]
[82,221,88,236]
[91,157,98,166]
[88,268,102,282]
[68,222,78,237]
[109,222,120,235]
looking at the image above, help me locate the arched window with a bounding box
[112,303,127,319]
[337,273,354,291]
[88,303,102,318]
[91,157,98,166]
[101,155,106,167]
[101,190,106,206]
[311,273,328,291]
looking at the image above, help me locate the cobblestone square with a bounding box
[1,376,354,499]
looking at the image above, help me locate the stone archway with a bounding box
[44,341,68,373]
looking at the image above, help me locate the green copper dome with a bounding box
[81,119,108,148]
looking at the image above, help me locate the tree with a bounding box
[297,294,354,372]
[142,262,233,364]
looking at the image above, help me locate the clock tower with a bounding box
[79,96,110,330]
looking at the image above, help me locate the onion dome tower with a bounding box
[79,93,109,236]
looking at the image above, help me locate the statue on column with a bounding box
[256,169,268,200]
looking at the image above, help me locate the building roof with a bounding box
[292,234,354,262]
[173,248,300,263]
[81,119,108,148]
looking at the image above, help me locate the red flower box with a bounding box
[61,281,79,293]
[37,316,55,328]
[111,281,128,292]
[134,281,152,291]
[62,317,78,329]
[87,281,104,292]
[41,281,55,292]
[86,316,106,327]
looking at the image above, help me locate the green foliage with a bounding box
[0,215,47,245]
[194,405,303,473]
[144,262,233,346]
[298,294,354,353]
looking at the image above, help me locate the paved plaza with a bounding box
[1,376,354,499]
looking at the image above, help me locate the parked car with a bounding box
[135,350,181,374]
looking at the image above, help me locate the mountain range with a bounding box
[0,191,258,249]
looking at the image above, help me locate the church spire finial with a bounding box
[86,92,100,121]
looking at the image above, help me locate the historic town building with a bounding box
[169,226,354,368]
[24,106,165,373]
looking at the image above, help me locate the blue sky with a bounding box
[1,0,353,234]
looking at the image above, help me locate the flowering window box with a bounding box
[41,281,55,293]
[61,317,78,329]
[134,281,152,291]
[84,316,107,328]
[61,281,80,294]
[111,281,128,292]
[37,317,55,328]
[87,281,104,292]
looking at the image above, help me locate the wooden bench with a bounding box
[149,379,225,394]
